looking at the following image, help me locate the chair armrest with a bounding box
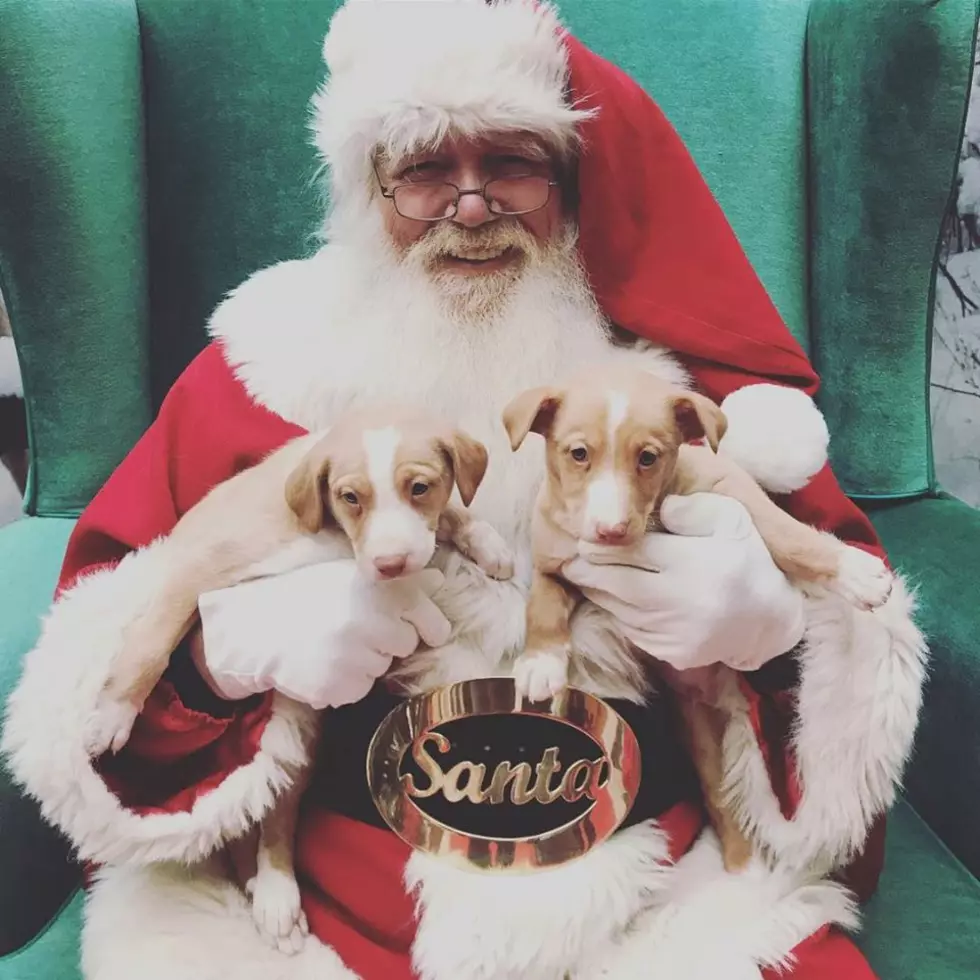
[0,518,81,955]
[867,494,980,879]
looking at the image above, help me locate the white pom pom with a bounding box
[718,384,829,494]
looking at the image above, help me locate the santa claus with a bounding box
[2,2,927,979]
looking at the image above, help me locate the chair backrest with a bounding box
[1,0,976,517]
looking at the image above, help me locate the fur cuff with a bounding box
[82,863,358,980]
[1,542,316,867]
[722,575,927,874]
[584,832,858,979]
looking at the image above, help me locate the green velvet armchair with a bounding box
[2,1,979,977]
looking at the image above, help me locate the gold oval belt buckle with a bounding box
[366,678,641,873]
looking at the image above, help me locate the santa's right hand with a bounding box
[194,560,447,709]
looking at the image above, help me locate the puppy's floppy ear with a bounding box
[285,439,336,533]
[439,429,489,508]
[672,392,728,451]
[501,386,564,451]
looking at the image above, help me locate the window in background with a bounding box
[932,50,980,509]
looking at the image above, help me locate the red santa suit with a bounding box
[2,2,925,979]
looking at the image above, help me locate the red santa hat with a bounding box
[311,0,831,496]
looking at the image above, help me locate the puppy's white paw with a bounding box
[458,520,515,580]
[246,867,308,956]
[833,546,894,610]
[514,647,569,702]
[83,695,140,758]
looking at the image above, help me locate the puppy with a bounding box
[84,403,513,951]
[502,363,893,871]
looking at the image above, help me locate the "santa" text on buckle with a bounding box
[404,733,611,806]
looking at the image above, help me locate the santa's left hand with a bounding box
[561,493,806,672]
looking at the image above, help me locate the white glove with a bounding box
[194,560,450,709]
[561,493,806,672]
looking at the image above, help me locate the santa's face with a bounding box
[376,133,565,313]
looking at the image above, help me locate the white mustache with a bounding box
[406,220,542,266]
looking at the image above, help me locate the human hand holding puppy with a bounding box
[561,492,806,673]
[192,560,450,709]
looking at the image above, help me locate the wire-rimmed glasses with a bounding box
[376,170,558,222]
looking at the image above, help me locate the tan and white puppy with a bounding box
[83,403,513,952]
[503,363,894,870]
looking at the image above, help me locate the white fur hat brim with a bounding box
[311,0,592,209]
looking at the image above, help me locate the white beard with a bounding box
[209,214,687,689]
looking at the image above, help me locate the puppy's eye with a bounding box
[411,481,429,497]
[340,490,359,506]
[638,450,658,468]
[569,446,589,463]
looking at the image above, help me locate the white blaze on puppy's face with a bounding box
[582,390,632,543]
[360,426,438,580]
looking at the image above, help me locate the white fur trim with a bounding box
[722,575,928,874]
[405,820,674,980]
[0,335,23,398]
[79,829,855,980]
[1,542,318,866]
[584,831,858,979]
[718,384,829,494]
[82,861,358,980]
[311,0,592,216]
